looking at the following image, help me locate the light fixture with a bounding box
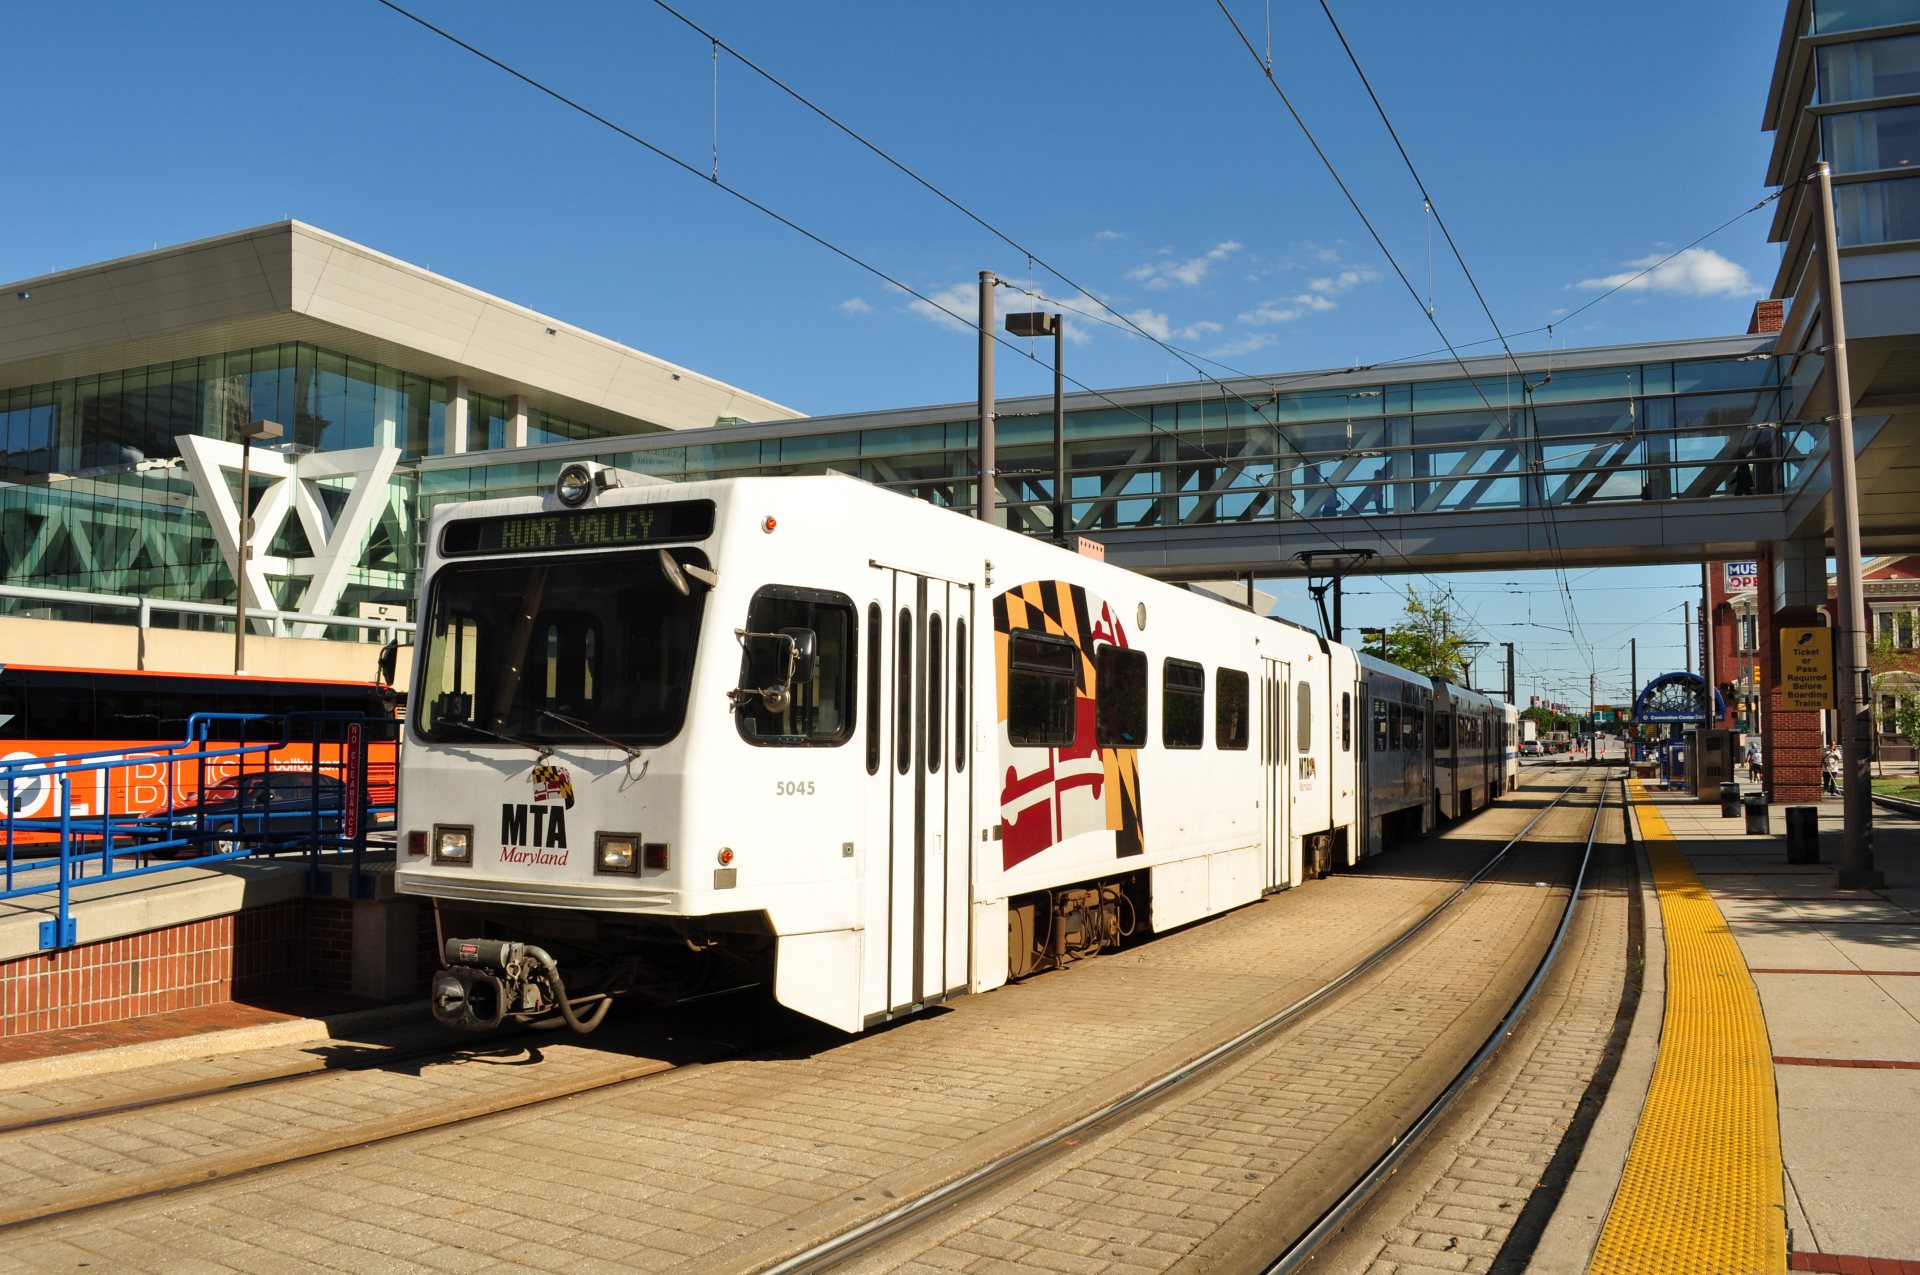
[555,462,594,507]
[595,832,641,875]
[433,824,474,865]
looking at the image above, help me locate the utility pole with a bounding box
[1684,600,1692,674]
[1590,671,1598,761]
[1504,641,1515,704]
[977,270,996,526]
[1814,159,1880,888]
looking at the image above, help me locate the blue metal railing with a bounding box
[1,713,397,951]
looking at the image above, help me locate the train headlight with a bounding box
[433,824,474,866]
[595,832,641,875]
[555,463,594,507]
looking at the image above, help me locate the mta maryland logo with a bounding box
[530,763,575,808]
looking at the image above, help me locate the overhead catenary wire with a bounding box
[371,0,1468,598]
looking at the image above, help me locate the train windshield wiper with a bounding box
[536,709,640,761]
[437,718,553,763]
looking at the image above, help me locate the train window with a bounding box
[927,617,943,773]
[896,609,913,773]
[1216,669,1249,751]
[1435,711,1452,750]
[1372,698,1388,752]
[954,619,968,772]
[865,603,881,774]
[1412,707,1426,752]
[1342,692,1352,752]
[1095,645,1148,748]
[1162,659,1205,749]
[1400,706,1418,752]
[1388,703,1402,751]
[0,680,20,740]
[737,588,857,747]
[1007,630,1077,747]
[1296,681,1312,754]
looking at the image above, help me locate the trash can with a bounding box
[1786,806,1820,864]
[1743,792,1770,835]
[1720,781,1742,818]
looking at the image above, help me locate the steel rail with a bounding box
[1264,770,1612,1272]
[762,770,1601,1275]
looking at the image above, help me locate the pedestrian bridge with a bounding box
[463,332,1903,579]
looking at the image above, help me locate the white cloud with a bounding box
[1094,229,1125,242]
[1127,308,1172,342]
[839,297,872,315]
[1126,241,1243,290]
[1238,261,1379,326]
[901,282,978,332]
[1309,268,1379,294]
[1574,247,1753,297]
[1209,333,1275,359]
[1180,319,1223,341]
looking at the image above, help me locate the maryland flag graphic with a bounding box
[993,579,1144,870]
[529,763,575,809]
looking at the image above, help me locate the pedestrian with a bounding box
[1823,743,1840,795]
[1746,739,1763,783]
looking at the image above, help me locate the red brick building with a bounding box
[1707,554,1920,800]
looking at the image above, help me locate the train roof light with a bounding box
[555,463,594,507]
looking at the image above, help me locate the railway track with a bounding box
[770,768,1616,1273]
[0,773,1627,1272]
[0,990,811,1232]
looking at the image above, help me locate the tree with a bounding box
[1378,587,1476,682]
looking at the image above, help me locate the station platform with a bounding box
[1584,782,1920,1275]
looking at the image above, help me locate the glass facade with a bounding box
[3,330,1793,636]
[1806,7,1920,247]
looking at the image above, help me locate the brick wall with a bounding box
[1,898,369,1040]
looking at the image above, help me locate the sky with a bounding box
[2,0,1788,708]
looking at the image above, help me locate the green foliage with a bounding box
[1898,701,1920,751]
[1375,587,1475,683]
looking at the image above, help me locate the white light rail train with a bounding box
[398,467,1518,1034]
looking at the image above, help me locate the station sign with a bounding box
[1780,627,1836,710]
[1724,561,1759,592]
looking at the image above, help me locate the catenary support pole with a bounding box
[1814,160,1880,888]
[978,270,996,526]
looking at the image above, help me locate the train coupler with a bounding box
[430,937,611,1034]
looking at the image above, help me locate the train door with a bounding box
[1260,657,1290,890]
[878,569,973,1016]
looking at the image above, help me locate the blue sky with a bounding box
[4,0,1785,706]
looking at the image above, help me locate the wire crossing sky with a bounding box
[3,0,1785,701]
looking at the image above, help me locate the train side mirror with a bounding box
[781,627,817,686]
[376,638,399,689]
[731,627,817,714]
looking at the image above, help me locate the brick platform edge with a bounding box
[0,892,435,1040]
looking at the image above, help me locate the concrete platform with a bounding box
[1612,784,1920,1272]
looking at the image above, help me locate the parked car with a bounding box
[1520,740,1543,757]
[137,771,347,855]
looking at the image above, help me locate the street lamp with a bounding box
[1005,311,1066,545]
[233,418,283,675]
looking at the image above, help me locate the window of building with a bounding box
[735,586,856,746]
[1096,645,1148,748]
[1823,105,1920,176]
[1007,630,1077,747]
[1162,659,1205,749]
[1818,33,1920,103]
[1216,669,1250,751]
[1876,608,1917,650]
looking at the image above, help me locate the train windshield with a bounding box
[416,551,709,748]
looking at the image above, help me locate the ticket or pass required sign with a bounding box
[1780,627,1836,710]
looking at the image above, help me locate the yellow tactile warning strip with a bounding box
[1588,782,1787,1274]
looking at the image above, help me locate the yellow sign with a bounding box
[1780,627,1835,710]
